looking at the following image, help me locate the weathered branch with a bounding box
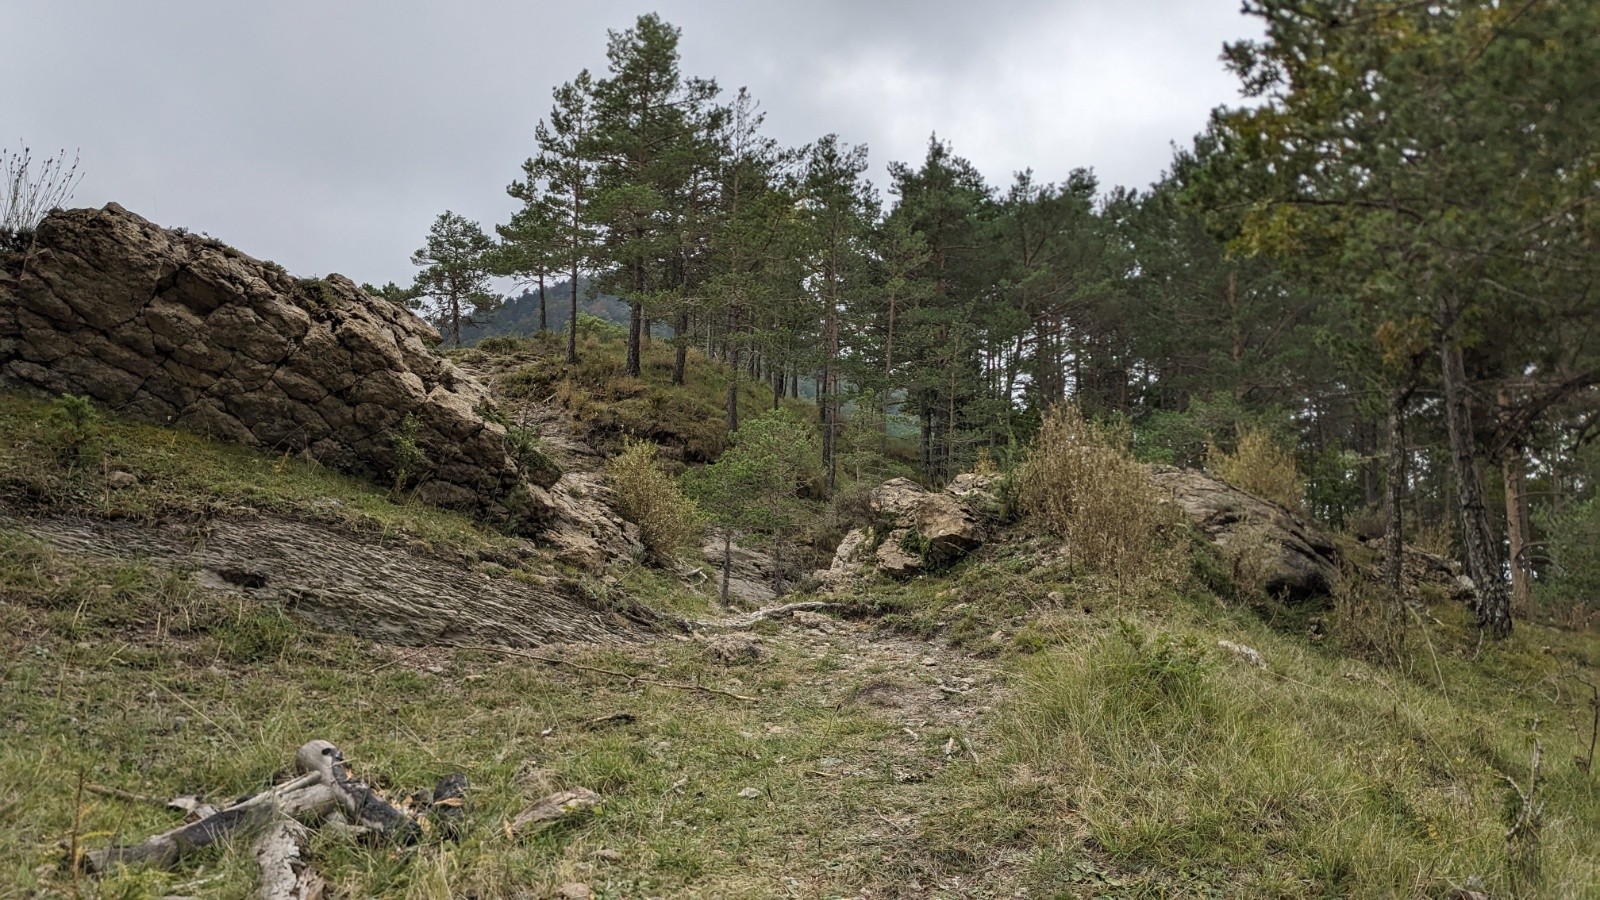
[83,741,450,877]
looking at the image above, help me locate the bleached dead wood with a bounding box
[702,601,842,630]
[253,818,324,900]
[83,740,459,881]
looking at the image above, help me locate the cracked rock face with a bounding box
[1150,466,1340,601]
[0,204,549,525]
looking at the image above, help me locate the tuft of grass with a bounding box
[1015,405,1185,592]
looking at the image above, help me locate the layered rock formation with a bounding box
[1150,466,1340,600]
[0,204,550,525]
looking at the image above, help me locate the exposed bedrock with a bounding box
[1,204,557,526]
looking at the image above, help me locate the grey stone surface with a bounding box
[1,204,550,526]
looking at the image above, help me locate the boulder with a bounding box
[701,528,779,606]
[874,529,926,579]
[943,471,1005,519]
[0,204,550,527]
[1150,466,1339,601]
[1363,539,1479,606]
[817,477,987,584]
[870,478,985,564]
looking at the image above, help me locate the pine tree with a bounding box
[410,211,497,348]
[800,135,877,493]
[589,14,721,378]
[518,70,599,364]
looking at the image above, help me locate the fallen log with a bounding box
[253,818,324,900]
[82,740,462,881]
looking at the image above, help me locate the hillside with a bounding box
[2,205,1598,898]
[4,384,1599,897]
[457,278,634,347]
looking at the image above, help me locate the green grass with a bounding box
[10,516,1597,897]
[0,390,528,561]
[0,532,990,898]
[454,326,812,464]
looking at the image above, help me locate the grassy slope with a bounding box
[3,388,1600,897]
[456,324,813,464]
[0,392,528,563]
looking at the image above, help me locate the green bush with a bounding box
[46,393,101,469]
[607,440,701,563]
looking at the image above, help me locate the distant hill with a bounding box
[459,277,631,345]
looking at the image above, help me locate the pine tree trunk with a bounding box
[1503,450,1533,616]
[772,530,784,595]
[1384,388,1408,598]
[567,265,579,363]
[720,531,732,606]
[627,300,643,377]
[538,273,547,332]
[672,312,689,385]
[1439,301,1512,637]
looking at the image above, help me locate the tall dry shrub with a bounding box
[1016,405,1181,587]
[607,441,701,562]
[1207,426,1306,511]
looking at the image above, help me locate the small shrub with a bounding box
[608,440,701,563]
[1207,426,1306,512]
[46,393,101,469]
[388,413,428,492]
[1015,405,1182,587]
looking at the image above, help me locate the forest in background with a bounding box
[393,2,1600,639]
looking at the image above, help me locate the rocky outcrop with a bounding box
[1151,466,1339,601]
[542,473,644,572]
[1364,539,1478,606]
[13,512,657,646]
[0,204,551,525]
[702,529,780,606]
[820,477,990,585]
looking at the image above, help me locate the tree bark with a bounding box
[1439,301,1512,637]
[537,272,547,333]
[720,530,732,605]
[1384,387,1409,599]
[1503,450,1533,616]
[672,311,689,385]
[567,265,580,363]
[626,299,643,377]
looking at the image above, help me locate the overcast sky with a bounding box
[4,1,1258,288]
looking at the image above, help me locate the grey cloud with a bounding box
[3,0,1253,288]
